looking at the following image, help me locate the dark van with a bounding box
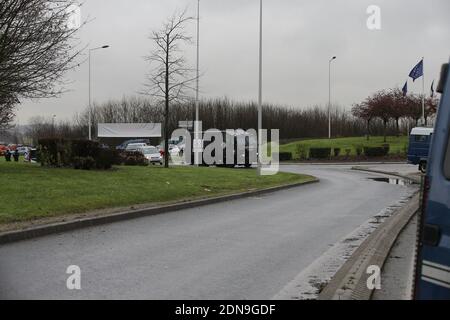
[414,61,450,299]
[407,127,434,173]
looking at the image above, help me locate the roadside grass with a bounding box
[0,159,315,224]
[280,136,409,159]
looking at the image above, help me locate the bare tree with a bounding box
[0,0,85,128]
[0,94,16,132]
[142,10,195,167]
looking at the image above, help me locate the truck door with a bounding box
[415,62,450,299]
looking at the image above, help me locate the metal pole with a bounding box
[422,57,425,125]
[88,49,92,140]
[88,45,109,141]
[194,0,200,166]
[328,56,336,139]
[328,60,331,139]
[257,0,263,175]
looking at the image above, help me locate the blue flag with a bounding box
[409,59,424,82]
[402,81,408,96]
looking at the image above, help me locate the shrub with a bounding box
[309,148,331,159]
[296,144,308,160]
[123,151,148,166]
[71,140,101,159]
[278,152,293,161]
[95,148,116,170]
[363,146,389,157]
[38,138,71,167]
[39,138,117,170]
[355,145,363,156]
[382,144,390,155]
[345,149,352,157]
[73,156,96,170]
[333,148,341,157]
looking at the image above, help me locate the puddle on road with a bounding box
[368,177,413,186]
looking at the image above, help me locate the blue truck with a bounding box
[407,127,434,173]
[414,61,450,299]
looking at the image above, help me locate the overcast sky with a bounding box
[15,0,450,124]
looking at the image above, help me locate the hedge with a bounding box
[278,152,293,161]
[363,145,390,157]
[309,147,331,159]
[38,138,118,170]
[121,151,148,166]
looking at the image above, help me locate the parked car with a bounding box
[116,139,150,150]
[24,148,38,163]
[138,146,163,165]
[0,145,7,156]
[125,143,148,152]
[16,146,29,155]
[187,129,257,168]
[407,127,434,173]
[414,60,450,299]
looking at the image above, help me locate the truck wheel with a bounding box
[419,161,427,173]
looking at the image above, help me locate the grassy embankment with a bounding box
[0,159,315,225]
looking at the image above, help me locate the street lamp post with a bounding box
[194,0,201,166]
[257,0,263,175]
[328,56,336,139]
[52,114,56,137]
[88,45,110,140]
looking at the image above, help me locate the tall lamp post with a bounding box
[52,114,56,137]
[88,45,110,140]
[194,0,201,166]
[328,56,336,139]
[257,0,263,175]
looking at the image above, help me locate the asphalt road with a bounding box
[0,164,417,299]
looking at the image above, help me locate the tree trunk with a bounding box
[164,33,170,168]
[383,119,387,143]
[395,118,400,137]
[366,119,370,141]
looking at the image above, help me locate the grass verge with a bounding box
[0,160,314,225]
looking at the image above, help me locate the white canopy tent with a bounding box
[97,123,162,138]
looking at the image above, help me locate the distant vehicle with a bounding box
[16,146,28,155]
[414,60,450,299]
[0,145,7,156]
[125,143,148,152]
[407,127,434,173]
[138,146,163,165]
[156,144,181,157]
[116,139,150,150]
[24,148,38,163]
[188,129,257,168]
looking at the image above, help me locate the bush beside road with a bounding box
[0,159,315,229]
[280,136,408,160]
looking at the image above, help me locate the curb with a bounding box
[0,179,319,245]
[351,166,421,184]
[281,161,406,166]
[318,192,420,300]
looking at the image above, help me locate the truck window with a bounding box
[444,135,450,179]
[414,135,428,142]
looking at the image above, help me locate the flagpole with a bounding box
[422,57,425,125]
